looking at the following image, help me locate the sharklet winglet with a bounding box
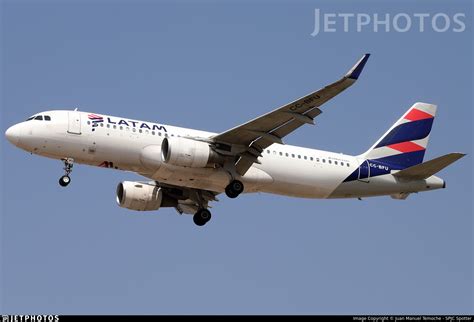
[345,53,370,80]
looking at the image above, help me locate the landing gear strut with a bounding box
[59,158,74,187]
[225,180,244,199]
[193,208,212,226]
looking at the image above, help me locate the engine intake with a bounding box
[116,181,176,211]
[161,137,223,168]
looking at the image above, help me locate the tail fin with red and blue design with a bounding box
[361,102,436,170]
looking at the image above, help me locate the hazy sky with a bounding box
[1,0,472,314]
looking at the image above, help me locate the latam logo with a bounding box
[87,113,167,132]
[88,114,104,127]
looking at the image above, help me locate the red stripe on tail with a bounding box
[388,141,425,153]
[404,109,433,121]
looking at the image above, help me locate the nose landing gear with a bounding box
[59,158,74,187]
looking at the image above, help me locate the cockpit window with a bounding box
[27,115,51,121]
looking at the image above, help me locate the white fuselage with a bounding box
[5,110,445,199]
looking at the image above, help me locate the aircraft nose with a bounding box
[5,124,21,146]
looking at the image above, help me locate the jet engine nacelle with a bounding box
[116,181,177,211]
[161,137,222,168]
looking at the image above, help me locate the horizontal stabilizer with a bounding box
[393,153,465,180]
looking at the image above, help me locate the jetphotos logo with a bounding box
[87,113,167,132]
[2,316,59,322]
[310,9,466,36]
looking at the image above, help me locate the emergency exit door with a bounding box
[68,112,82,135]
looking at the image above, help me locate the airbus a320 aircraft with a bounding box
[5,54,465,226]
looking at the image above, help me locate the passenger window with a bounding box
[107,124,110,128]
[159,132,162,136]
[139,129,143,133]
[87,121,91,125]
[267,150,270,154]
[34,115,43,120]
[120,126,123,130]
[335,161,338,165]
[304,156,307,160]
[322,159,326,163]
[341,162,344,166]
[310,157,313,161]
[44,115,51,121]
[279,152,283,156]
[152,131,155,135]
[298,155,301,159]
[285,153,289,157]
[328,160,332,164]
[291,154,295,158]
[113,125,117,129]
[100,123,104,127]
[316,158,320,162]
[132,128,136,132]
[347,163,350,167]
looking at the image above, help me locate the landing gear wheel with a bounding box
[59,158,74,187]
[193,209,212,226]
[225,180,244,199]
[59,175,71,187]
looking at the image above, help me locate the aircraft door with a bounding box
[357,159,370,183]
[68,111,82,135]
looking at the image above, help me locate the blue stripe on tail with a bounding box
[375,118,434,148]
[372,150,426,170]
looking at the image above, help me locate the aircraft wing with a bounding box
[211,54,370,175]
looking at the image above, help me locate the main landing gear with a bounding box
[193,208,212,226]
[191,179,244,227]
[59,158,74,187]
[225,180,244,199]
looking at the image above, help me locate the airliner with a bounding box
[5,54,465,226]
